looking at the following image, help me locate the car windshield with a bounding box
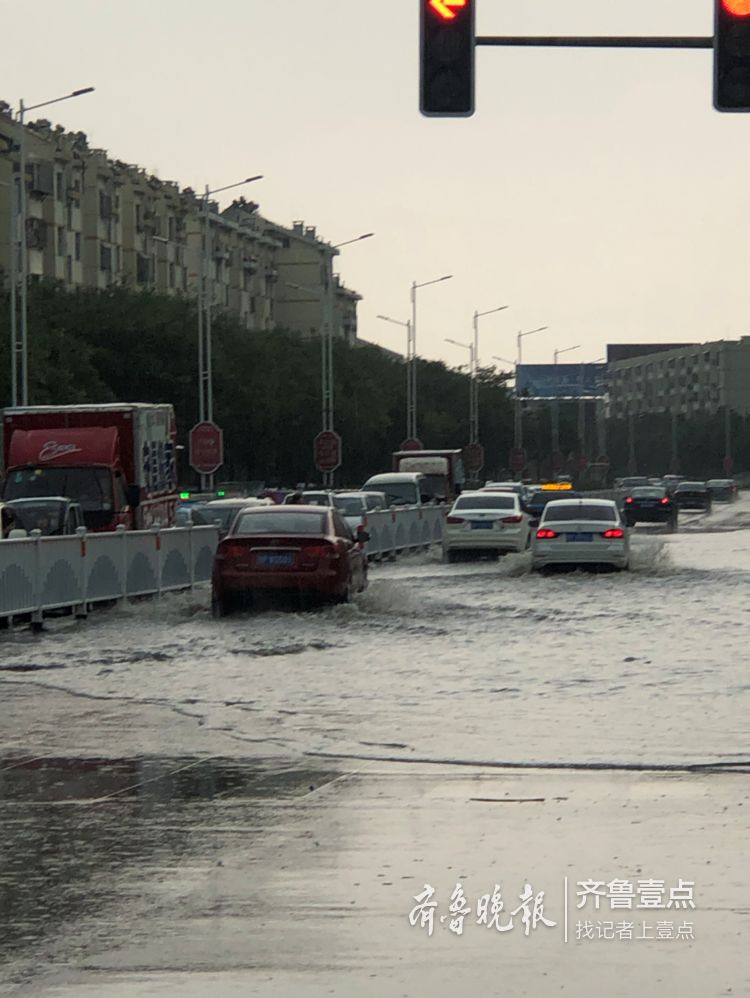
[542,504,617,522]
[9,501,64,534]
[630,488,666,498]
[4,467,112,514]
[301,493,331,506]
[203,505,247,530]
[528,491,576,506]
[235,512,326,535]
[620,478,649,488]
[366,482,418,505]
[676,483,706,492]
[707,480,731,487]
[334,497,365,516]
[453,495,515,511]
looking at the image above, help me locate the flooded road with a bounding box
[1,499,749,995]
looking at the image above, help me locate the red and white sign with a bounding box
[509,447,527,472]
[463,442,485,474]
[314,430,342,473]
[189,421,224,475]
[400,437,424,451]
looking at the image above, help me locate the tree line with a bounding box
[0,282,742,485]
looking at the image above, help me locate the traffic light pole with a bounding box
[476,36,713,50]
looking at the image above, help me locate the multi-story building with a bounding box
[0,104,362,340]
[267,219,361,343]
[0,108,88,290]
[607,338,750,418]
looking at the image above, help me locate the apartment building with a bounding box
[265,219,362,344]
[607,338,750,418]
[0,103,362,340]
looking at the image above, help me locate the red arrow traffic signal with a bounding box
[715,0,750,110]
[429,0,467,20]
[420,0,475,116]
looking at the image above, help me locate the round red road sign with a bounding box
[314,430,342,473]
[189,421,224,475]
[463,442,485,474]
[400,438,424,451]
[509,447,527,472]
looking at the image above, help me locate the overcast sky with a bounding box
[3,0,748,370]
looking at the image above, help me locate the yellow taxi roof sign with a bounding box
[541,482,573,491]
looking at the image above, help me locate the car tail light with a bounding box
[446,516,465,524]
[624,496,633,504]
[502,515,523,524]
[217,541,249,560]
[602,528,625,539]
[659,497,670,505]
[299,541,338,567]
[536,529,558,539]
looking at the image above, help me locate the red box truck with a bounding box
[2,404,178,530]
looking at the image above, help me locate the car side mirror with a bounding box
[126,484,141,508]
[357,529,370,543]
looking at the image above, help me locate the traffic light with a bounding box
[420,0,475,117]
[715,0,750,111]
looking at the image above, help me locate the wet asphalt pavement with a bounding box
[1,501,749,996]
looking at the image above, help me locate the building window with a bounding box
[66,255,72,283]
[168,216,175,241]
[100,244,112,272]
[56,171,65,201]
[57,226,65,257]
[75,232,81,261]
[99,191,113,219]
[169,262,175,288]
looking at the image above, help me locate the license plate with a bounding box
[566,532,593,542]
[641,501,657,507]
[256,551,295,568]
[471,521,494,530]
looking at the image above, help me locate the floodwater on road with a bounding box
[1,499,749,996]
[1,501,749,769]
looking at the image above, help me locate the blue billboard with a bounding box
[516,363,607,399]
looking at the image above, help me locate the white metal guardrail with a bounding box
[0,525,219,623]
[364,504,447,559]
[0,507,450,623]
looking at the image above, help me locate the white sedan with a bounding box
[443,492,530,561]
[531,499,629,572]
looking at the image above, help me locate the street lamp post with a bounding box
[472,305,508,445]
[321,233,373,484]
[284,233,372,487]
[198,176,262,489]
[580,356,606,461]
[13,87,94,406]
[0,179,16,406]
[552,344,580,455]
[445,337,475,444]
[514,326,548,449]
[377,314,411,439]
[410,275,452,440]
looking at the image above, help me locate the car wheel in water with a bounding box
[212,592,230,618]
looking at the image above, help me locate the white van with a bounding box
[361,473,427,507]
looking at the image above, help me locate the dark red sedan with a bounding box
[212,505,368,615]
